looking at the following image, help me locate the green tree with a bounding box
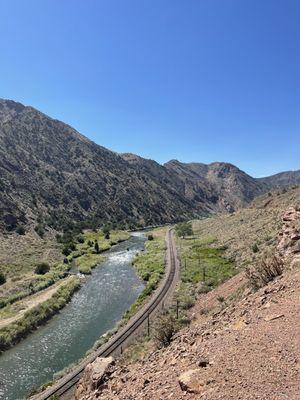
[94,240,100,254]
[175,222,193,238]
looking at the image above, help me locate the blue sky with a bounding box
[0,0,299,177]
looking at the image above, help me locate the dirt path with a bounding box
[0,277,72,329]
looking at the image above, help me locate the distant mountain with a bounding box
[164,160,268,212]
[0,99,298,232]
[259,170,300,187]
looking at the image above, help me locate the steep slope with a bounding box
[0,98,298,232]
[75,188,300,400]
[164,159,268,212]
[0,99,197,231]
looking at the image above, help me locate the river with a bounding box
[0,233,146,400]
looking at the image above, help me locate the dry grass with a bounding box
[193,187,300,270]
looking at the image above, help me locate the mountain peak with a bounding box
[0,98,26,123]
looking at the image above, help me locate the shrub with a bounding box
[152,312,179,347]
[245,255,284,290]
[77,234,85,244]
[35,262,50,275]
[69,243,76,251]
[62,246,71,256]
[16,225,25,235]
[102,225,110,240]
[34,224,45,238]
[147,234,154,241]
[0,273,6,285]
[252,243,259,253]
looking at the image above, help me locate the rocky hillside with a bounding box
[0,99,196,231]
[0,98,299,232]
[74,190,300,400]
[164,160,269,212]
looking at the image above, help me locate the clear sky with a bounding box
[0,0,299,177]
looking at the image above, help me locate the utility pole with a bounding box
[147,315,150,337]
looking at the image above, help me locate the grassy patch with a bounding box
[122,228,167,321]
[75,253,105,274]
[0,277,80,351]
[178,236,236,288]
[70,229,130,274]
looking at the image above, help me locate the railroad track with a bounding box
[34,228,179,399]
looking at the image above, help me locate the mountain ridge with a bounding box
[0,98,299,232]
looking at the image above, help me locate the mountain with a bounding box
[0,98,298,232]
[259,170,300,187]
[164,160,268,212]
[0,99,196,231]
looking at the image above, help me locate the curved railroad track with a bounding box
[34,228,179,399]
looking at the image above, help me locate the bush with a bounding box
[34,224,45,238]
[245,255,284,290]
[152,312,179,347]
[77,234,85,244]
[16,225,25,235]
[62,246,71,256]
[0,273,6,285]
[35,262,50,275]
[147,234,154,241]
[252,243,259,253]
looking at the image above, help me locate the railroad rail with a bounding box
[33,228,179,399]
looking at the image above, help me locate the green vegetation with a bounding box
[34,262,50,275]
[0,277,80,351]
[68,229,130,274]
[75,253,105,274]
[252,243,259,253]
[0,263,71,310]
[123,228,166,321]
[0,272,6,285]
[34,223,45,238]
[175,221,193,238]
[175,231,236,311]
[16,225,25,235]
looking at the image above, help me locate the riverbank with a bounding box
[0,276,80,352]
[0,234,146,400]
[122,228,167,322]
[69,230,130,274]
[0,229,130,354]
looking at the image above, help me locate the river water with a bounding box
[0,233,146,400]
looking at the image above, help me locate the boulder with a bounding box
[178,368,203,393]
[75,356,114,399]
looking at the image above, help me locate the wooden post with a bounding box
[147,315,150,337]
[176,299,179,319]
